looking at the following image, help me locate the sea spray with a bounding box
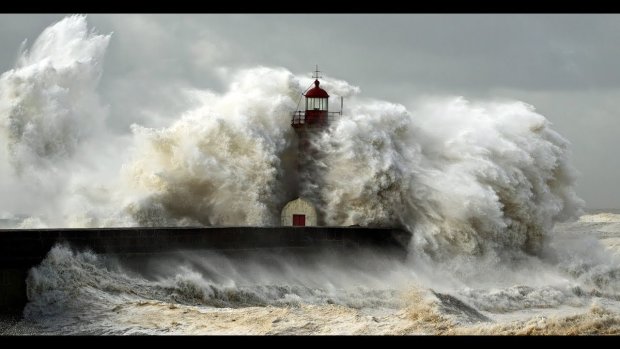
[0,14,109,174]
[308,96,583,264]
[0,16,583,262]
[121,68,301,226]
[0,15,113,226]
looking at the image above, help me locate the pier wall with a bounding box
[0,227,410,314]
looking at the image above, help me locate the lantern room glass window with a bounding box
[306,98,328,111]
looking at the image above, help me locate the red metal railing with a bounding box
[291,111,342,127]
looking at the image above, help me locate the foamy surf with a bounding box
[4,212,619,336]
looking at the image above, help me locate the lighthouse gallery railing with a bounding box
[291,111,342,126]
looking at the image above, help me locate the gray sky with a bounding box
[0,14,618,209]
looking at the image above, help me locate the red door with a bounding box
[293,214,306,226]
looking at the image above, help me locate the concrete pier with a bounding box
[0,226,410,314]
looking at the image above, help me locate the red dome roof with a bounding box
[305,80,329,98]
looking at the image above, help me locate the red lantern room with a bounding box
[303,79,329,126]
[291,66,342,129]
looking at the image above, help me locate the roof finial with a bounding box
[312,64,322,80]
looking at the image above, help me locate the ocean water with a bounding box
[0,212,618,335]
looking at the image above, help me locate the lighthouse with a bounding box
[291,68,331,129]
[281,66,342,227]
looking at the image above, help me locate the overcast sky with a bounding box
[0,14,618,209]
